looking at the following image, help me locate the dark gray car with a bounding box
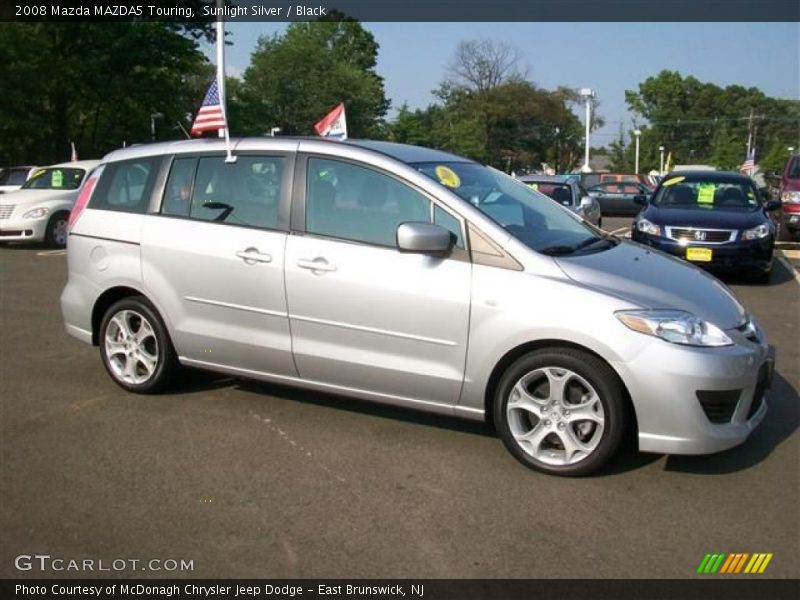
[587,181,651,217]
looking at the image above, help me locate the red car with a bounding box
[777,154,800,241]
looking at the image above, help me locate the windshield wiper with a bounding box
[538,244,578,256]
[540,236,618,257]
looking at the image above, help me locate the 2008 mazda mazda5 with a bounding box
[60,138,774,476]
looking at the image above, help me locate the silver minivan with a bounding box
[61,138,773,476]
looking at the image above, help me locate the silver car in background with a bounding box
[0,161,99,247]
[61,138,773,476]
[517,174,602,227]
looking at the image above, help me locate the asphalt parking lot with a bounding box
[1,222,798,580]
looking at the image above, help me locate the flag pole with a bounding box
[216,0,235,163]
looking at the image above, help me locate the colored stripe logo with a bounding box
[697,553,773,574]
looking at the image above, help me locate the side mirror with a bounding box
[765,199,782,212]
[633,194,648,206]
[580,196,593,209]
[396,222,454,255]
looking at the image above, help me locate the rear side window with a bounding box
[163,155,284,230]
[90,157,161,214]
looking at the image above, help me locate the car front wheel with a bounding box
[99,297,179,393]
[45,211,69,248]
[494,348,627,476]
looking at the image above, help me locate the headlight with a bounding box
[781,191,800,204]
[22,207,50,219]
[742,223,769,240]
[636,218,661,236]
[616,310,733,347]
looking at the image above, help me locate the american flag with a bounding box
[191,79,226,136]
[740,147,755,175]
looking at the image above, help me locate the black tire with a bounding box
[99,296,179,393]
[494,347,628,476]
[44,211,69,248]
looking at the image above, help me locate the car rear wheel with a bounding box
[45,211,69,248]
[99,297,179,393]
[494,348,627,476]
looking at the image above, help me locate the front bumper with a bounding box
[0,215,48,242]
[632,232,773,272]
[614,331,773,455]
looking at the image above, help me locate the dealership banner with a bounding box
[3,579,800,600]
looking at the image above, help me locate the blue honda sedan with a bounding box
[631,171,782,281]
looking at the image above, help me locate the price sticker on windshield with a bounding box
[697,184,715,204]
[51,170,64,188]
[435,165,461,189]
[527,182,539,191]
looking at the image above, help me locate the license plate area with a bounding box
[686,247,712,262]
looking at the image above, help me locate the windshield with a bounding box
[22,167,85,191]
[653,177,760,211]
[0,168,31,186]
[412,161,614,256]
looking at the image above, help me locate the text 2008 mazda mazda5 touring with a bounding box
[60,138,774,475]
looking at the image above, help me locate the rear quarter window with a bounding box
[90,157,162,214]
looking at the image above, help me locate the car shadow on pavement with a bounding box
[664,372,799,474]
[716,258,795,286]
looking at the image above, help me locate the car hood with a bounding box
[554,241,746,329]
[0,188,77,205]
[643,206,764,229]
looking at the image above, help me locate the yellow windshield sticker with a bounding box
[51,170,64,188]
[662,176,685,186]
[697,184,715,204]
[435,165,461,189]
[527,182,539,191]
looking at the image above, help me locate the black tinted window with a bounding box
[91,158,160,214]
[162,158,197,217]
[188,156,284,229]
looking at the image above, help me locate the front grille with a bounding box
[666,227,735,244]
[0,204,14,219]
[696,390,740,424]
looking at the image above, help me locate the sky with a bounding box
[205,22,799,146]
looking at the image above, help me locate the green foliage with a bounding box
[624,70,799,172]
[0,22,211,165]
[235,15,389,137]
[387,43,589,172]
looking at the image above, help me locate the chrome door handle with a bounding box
[236,248,272,265]
[297,258,337,273]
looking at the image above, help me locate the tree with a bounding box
[0,22,212,164]
[446,39,527,93]
[236,14,389,137]
[624,70,800,170]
